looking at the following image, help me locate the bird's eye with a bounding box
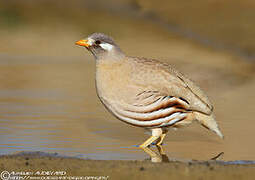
[95,40,101,45]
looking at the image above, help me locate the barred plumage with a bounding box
[111,95,189,126]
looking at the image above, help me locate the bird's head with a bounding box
[75,33,124,60]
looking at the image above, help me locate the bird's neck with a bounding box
[95,49,125,62]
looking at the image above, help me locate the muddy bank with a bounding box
[0,152,254,180]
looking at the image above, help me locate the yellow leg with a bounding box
[156,144,165,155]
[141,146,162,163]
[156,134,166,145]
[139,135,160,148]
[139,128,163,148]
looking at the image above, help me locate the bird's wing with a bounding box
[164,64,213,115]
[128,57,213,115]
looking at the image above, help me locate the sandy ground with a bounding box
[0,152,255,180]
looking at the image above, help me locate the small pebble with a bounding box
[140,167,145,171]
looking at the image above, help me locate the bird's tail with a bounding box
[194,112,224,139]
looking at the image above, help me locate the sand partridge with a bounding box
[75,33,223,148]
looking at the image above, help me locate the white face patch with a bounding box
[99,43,114,51]
[87,38,95,46]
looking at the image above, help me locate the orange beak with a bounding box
[75,39,90,47]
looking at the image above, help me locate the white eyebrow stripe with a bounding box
[100,43,114,51]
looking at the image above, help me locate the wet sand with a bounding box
[0,152,255,180]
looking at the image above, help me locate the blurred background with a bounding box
[0,0,254,161]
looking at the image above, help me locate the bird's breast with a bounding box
[95,61,136,104]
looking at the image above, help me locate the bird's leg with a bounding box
[155,128,168,145]
[139,136,160,148]
[139,128,162,148]
[156,134,166,146]
[141,146,162,162]
[156,144,165,155]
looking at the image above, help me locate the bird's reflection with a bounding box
[140,145,169,163]
[140,145,224,163]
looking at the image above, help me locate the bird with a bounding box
[75,33,223,148]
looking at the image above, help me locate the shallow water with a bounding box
[0,54,255,161]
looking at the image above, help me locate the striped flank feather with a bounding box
[110,95,190,128]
